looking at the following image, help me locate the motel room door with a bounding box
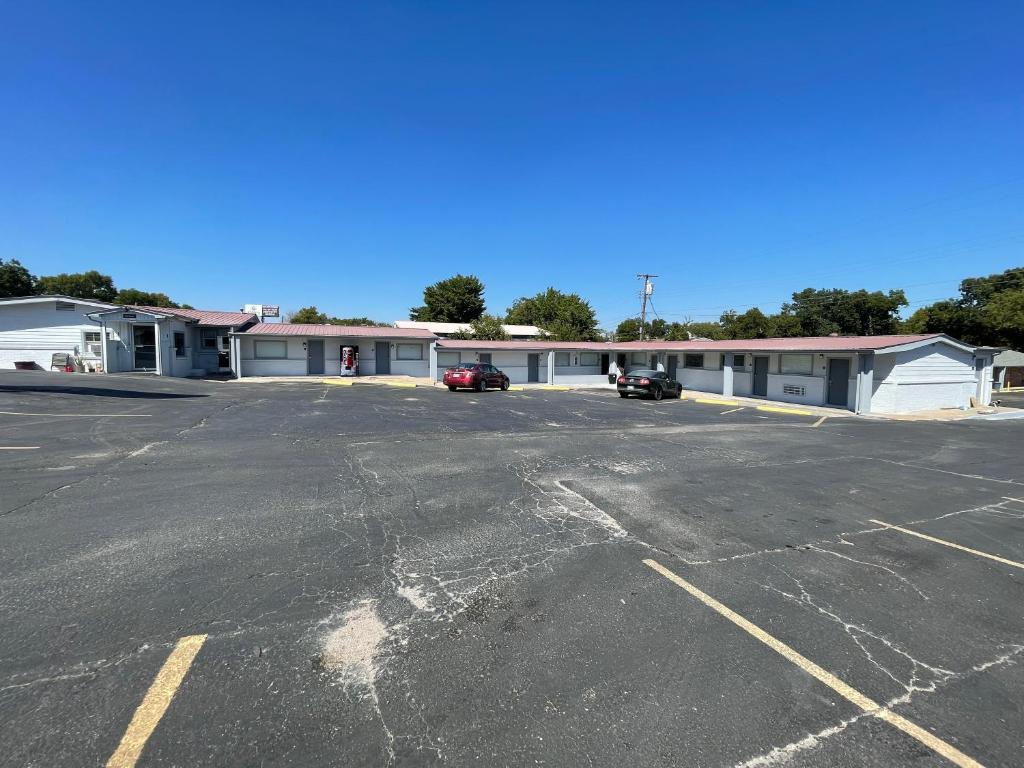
[827,358,850,407]
[375,342,391,375]
[307,339,324,375]
[667,355,678,380]
[752,356,769,397]
[527,354,540,382]
[133,325,157,370]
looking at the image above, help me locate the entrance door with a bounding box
[479,353,492,364]
[307,339,324,375]
[667,355,678,379]
[527,354,540,382]
[600,353,610,375]
[133,325,156,369]
[650,354,659,369]
[752,356,769,396]
[375,342,390,375]
[827,358,850,407]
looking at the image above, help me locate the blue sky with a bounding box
[1,1,1022,329]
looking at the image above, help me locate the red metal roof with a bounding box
[239,323,435,338]
[128,306,258,327]
[437,334,950,353]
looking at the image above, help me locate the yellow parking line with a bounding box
[507,386,524,392]
[540,385,571,391]
[107,634,207,768]
[720,407,745,415]
[643,559,983,768]
[757,405,815,416]
[695,398,740,406]
[869,519,1024,571]
[385,381,418,388]
[321,379,353,386]
[812,416,828,427]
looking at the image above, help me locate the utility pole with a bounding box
[637,274,657,341]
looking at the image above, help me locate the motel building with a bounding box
[430,334,998,415]
[232,323,436,377]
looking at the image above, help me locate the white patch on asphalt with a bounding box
[398,584,432,611]
[320,601,389,688]
[552,480,627,537]
[127,442,165,458]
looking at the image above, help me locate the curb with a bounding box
[756,405,814,416]
[695,398,741,406]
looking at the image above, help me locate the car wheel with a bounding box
[501,378,510,391]
[619,392,629,398]
[652,386,663,401]
[477,378,486,392]
[448,385,457,392]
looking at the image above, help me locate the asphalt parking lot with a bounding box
[1,370,1022,767]
[993,389,1024,409]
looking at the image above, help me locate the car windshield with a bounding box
[628,369,659,377]
[452,364,479,370]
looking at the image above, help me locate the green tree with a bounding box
[115,288,180,308]
[505,288,599,341]
[614,318,645,342]
[720,308,773,339]
[648,318,668,339]
[680,321,727,340]
[904,267,1024,346]
[409,274,486,322]
[288,306,329,323]
[36,270,117,302]
[0,258,36,298]
[466,314,510,340]
[781,288,907,336]
[984,289,1024,349]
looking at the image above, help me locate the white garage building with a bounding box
[434,334,997,414]
[0,295,118,371]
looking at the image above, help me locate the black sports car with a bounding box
[616,369,683,400]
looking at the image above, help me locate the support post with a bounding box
[154,323,163,376]
[547,350,555,385]
[428,341,438,383]
[722,352,734,398]
[233,335,242,379]
[855,352,874,414]
[99,319,108,375]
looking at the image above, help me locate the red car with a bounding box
[444,363,511,392]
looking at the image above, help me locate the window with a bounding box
[684,353,704,368]
[82,331,102,358]
[555,352,571,366]
[173,332,186,357]
[200,328,218,349]
[221,336,230,350]
[580,352,599,366]
[437,351,460,367]
[630,352,646,365]
[733,354,745,369]
[780,353,813,375]
[254,340,287,359]
[396,343,422,360]
[55,301,75,311]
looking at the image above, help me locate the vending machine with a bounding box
[340,345,359,376]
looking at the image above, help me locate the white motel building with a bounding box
[0,294,1000,415]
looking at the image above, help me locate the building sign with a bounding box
[122,312,137,319]
[262,305,280,317]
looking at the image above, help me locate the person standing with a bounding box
[608,358,619,384]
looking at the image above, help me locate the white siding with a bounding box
[679,367,724,393]
[871,344,977,413]
[0,301,105,370]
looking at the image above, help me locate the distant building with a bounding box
[993,350,1024,389]
[393,320,544,339]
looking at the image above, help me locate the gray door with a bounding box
[527,353,540,382]
[753,356,769,397]
[375,341,390,375]
[133,325,156,369]
[307,339,324,375]
[827,358,850,407]
[479,353,492,364]
[667,355,678,379]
